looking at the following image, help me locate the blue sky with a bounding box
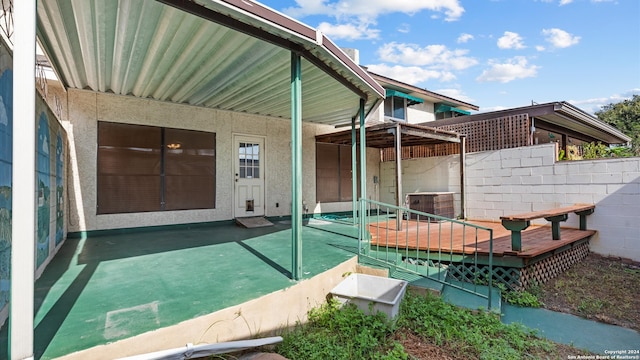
[259,0,640,114]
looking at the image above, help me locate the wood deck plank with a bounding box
[369,220,595,258]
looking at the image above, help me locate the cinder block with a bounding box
[534,166,554,175]
[530,144,556,157]
[623,194,640,206]
[592,173,623,184]
[554,184,580,194]
[579,184,607,194]
[484,193,502,202]
[467,177,485,186]
[483,159,502,170]
[542,156,555,166]
[606,183,626,194]
[622,172,640,183]
[596,194,625,206]
[521,157,543,167]
[485,209,505,219]
[566,193,593,204]
[543,193,566,203]
[553,165,568,175]
[521,175,543,185]
[502,193,522,202]
[501,158,521,168]
[579,161,609,174]
[566,174,592,184]
[521,194,543,203]
[531,185,555,194]
[493,201,513,210]
[543,174,567,185]
[501,147,531,159]
[504,176,523,185]
[512,168,531,176]
[511,202,533,212]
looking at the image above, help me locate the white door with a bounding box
[234,135,265,217]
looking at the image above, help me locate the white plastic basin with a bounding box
[330,273,408,320]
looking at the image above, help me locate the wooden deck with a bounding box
[368,220,596,258]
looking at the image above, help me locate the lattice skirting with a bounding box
[518,241,590,289]
[447,241,590,291]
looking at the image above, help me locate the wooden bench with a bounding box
[500,204,595,252]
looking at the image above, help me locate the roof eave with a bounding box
[367,71,479,111]
[553,102,631,143]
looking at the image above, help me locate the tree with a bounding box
[595,94,640,156]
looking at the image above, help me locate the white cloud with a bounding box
[317,21,380,40]
[284,0,465,22]
[433,88,476,104]
[397,23,411,33]
[366,63,456,84]
[497,31,526,49]
[284,0,464,38]
[535,45,546,51]
[559,0,574,5]
[476,56,539,83]
[569,89,640,114]
[378,42,478,70]
[542,28,581,48]
[457,33,474,43]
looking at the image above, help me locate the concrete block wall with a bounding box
[378,142,640,260]
[379,154,462,216]
[465,143,640,261]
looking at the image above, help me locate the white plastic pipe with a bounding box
[116,336,283,360]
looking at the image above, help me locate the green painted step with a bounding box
[441,279,501,313]
[502,304,640,354]
[389,268,446,294]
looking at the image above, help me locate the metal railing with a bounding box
[358,198,495,310]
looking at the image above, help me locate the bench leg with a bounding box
[545,214,568,240]
[501,220,530,252]
[575,209,595,230]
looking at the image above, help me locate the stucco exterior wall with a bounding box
[384,142,640,260]
[51,86,380,232]
[407,101,436,124]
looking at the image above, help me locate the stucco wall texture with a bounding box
[381,143,640,261]
[49,87,379,232]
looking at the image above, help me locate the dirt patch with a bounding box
[393,332,460,360]
[538,252,640,331]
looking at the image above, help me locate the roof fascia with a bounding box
[368,71,479,111]
[553,102,631,143]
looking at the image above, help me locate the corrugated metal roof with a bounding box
[36,0,384,125]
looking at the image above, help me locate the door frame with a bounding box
[232,133,267,218]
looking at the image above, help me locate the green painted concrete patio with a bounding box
[3,218,361,360]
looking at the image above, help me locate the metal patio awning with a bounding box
[35,0,384,125]
[315,121,462,147]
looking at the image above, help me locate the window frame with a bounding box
[384,96,407,122]
[97,121,216,214]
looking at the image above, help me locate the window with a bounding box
[238,142,260,179]
[316,143,356,202]
[384,96,407,121]
[97,122,215,214]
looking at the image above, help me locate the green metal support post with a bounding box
[358,99,368,253]
[352,117,357,225]
[291,52,302,280]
